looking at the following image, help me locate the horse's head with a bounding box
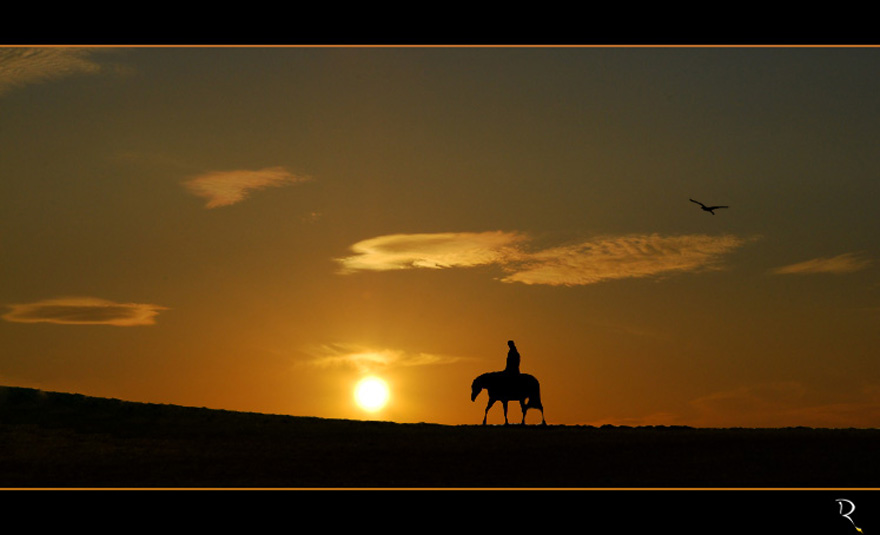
[470,377,483,402]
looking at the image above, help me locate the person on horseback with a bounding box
[505,340,520,375]
[471,340,546,425]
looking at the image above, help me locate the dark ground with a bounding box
[2,385,880,490]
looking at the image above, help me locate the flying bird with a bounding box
[690,198,728,215]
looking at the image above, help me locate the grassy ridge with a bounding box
[2,385,880,488]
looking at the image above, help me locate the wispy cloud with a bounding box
[501,233,752,286]
[336,231,527,273]
[303,343,465,373]
[2,297,168,326]
[772,253,872,275]
[0,47,104,96]
[183,166,311,208]
[337,231,755,286]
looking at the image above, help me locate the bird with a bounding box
[690,198,728,215]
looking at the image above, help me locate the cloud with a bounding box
[303,343,465,373]
[337,231,754,286]
[2,297,168,326]
[0,47,104,95]
[772,253,872,275]
[594,383,880,428]
[336,231,527,273]
[500,233,752,286]
[182,166,311,208]
[691,381,807,416]
[689,382,880,428]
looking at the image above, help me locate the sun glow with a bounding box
[354,376,390,412]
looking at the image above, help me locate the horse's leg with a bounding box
[483,398,495,425]
[519,400,528,425]
[502,401,509,425]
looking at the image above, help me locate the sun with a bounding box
[354,376,390,412]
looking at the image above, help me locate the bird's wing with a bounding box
[709,205,729,210]
[690,199,704,206]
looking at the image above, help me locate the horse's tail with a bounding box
[526,376,543,410]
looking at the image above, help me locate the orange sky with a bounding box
[1,45,879,427]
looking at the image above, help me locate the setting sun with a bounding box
[354,377,390,412]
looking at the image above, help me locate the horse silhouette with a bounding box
[471,371,546,425]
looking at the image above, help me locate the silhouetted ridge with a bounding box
[3,385,880,488]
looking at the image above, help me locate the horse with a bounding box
[471,371,546,425]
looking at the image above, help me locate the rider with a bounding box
[505,340,521,374]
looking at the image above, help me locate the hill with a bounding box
[2,385,880,488]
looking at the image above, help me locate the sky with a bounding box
[1,45,879,427]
